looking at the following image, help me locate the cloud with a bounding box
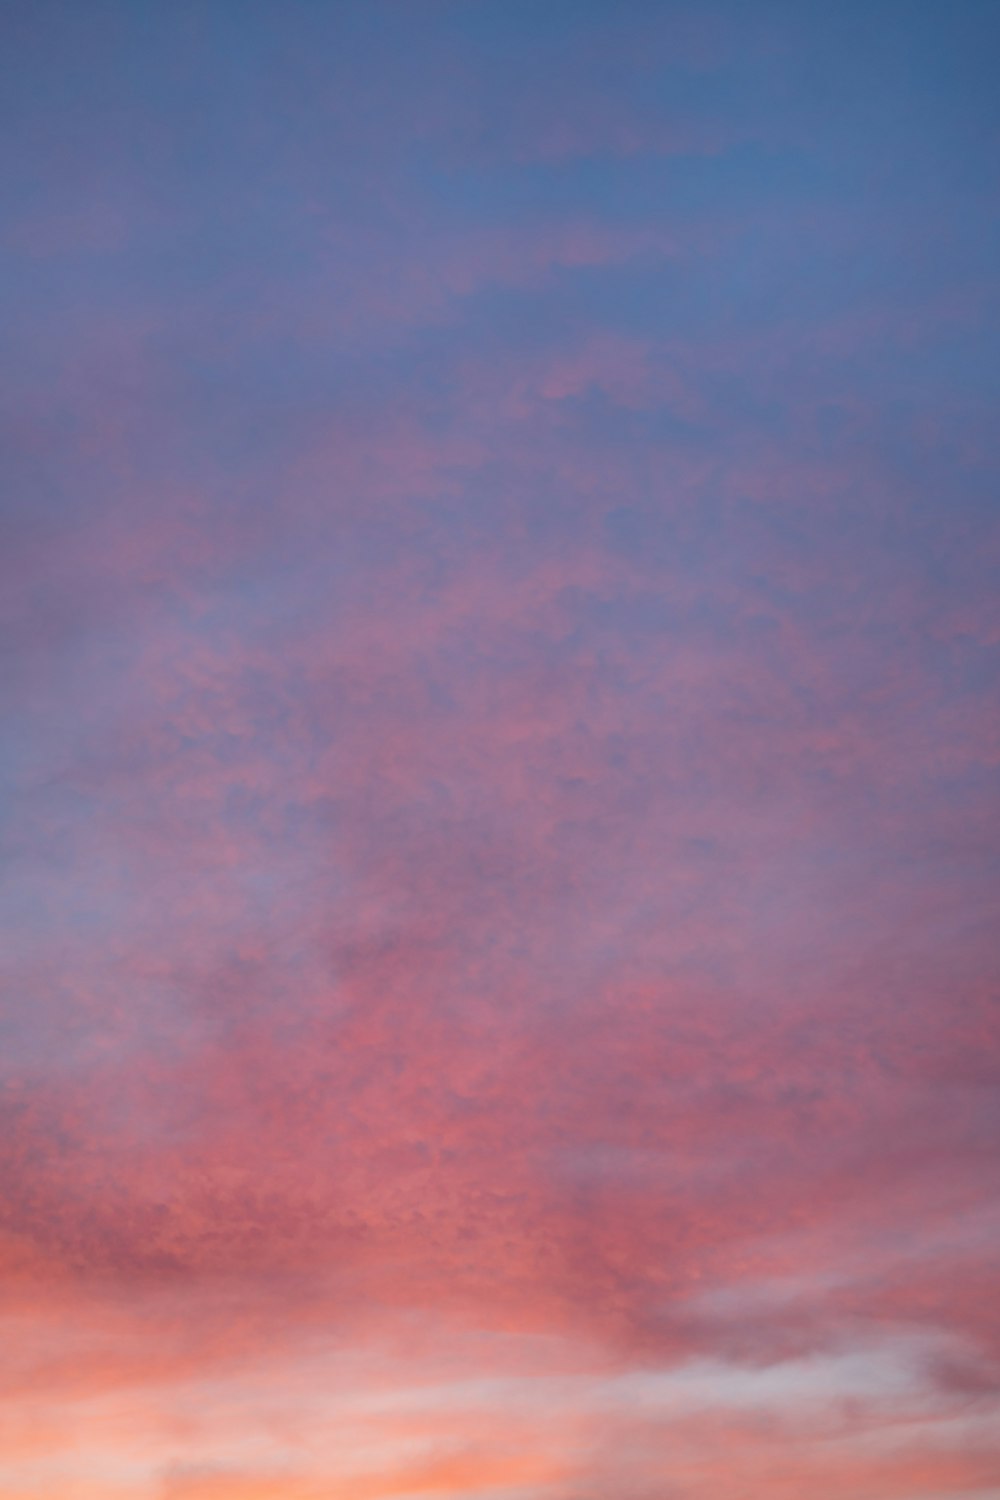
[2,1,999,1496]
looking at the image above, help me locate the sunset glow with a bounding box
[2,3,999,1497]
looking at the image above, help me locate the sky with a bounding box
[1,1,999,1497]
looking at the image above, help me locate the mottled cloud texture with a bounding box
[2,2,999,1496]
